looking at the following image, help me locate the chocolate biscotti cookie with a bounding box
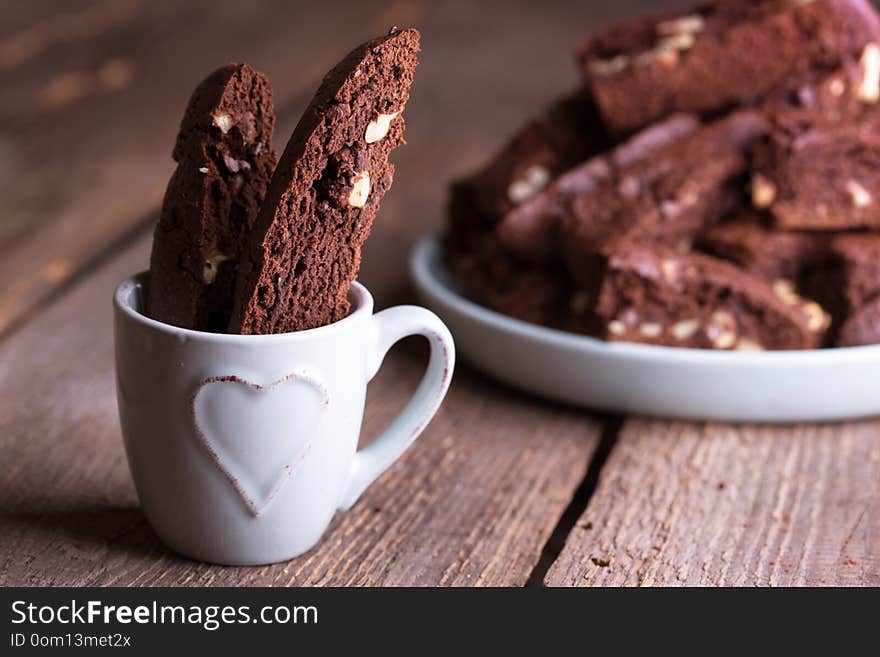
[148,64,278,331]
[762,40,880,123]
[496,114,700,264]
[748,42,880,231]
[565,241,828,349]
[750,36,880,233]
[750,113,880,231]
[558,111,768,259]
[695,212,830,281]
[228,28,419,334]
[579,0,880,134]
[446,90,608,256]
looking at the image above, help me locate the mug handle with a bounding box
[338,305,455,511]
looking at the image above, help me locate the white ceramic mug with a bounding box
[114,272,455,565]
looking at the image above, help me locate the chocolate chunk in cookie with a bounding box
[148,63,278,331]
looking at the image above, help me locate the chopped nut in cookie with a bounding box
[507,165,550,204]
[671,319,700,340]
[348,171,371,208]
[658,32,696,52]
[771,279,830,333]
[773,280,830,332]
[773,278,800,305]
[660,259,680,282]
[637,47,679,68]
[588,55,628,76]
[802,301,830,332]
[365,111,400,143]
[212,112,234,134]
[656,14,705,37]
[751,174,777,209]
[608,320,626,336]
[846,180,872,207]
[639,322,663,337]
[202,251,230,284]
[735,338,764,351]
[707,310,737,349]
[858,43,880,103]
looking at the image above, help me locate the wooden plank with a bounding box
[0,233,601,586]
[545,419,880,586]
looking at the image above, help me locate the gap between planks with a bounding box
[544,419,880,587]
[525,416,622,586]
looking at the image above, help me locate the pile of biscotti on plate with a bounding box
[445,0,880,350]
[148,28,419,334]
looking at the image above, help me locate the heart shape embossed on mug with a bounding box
[191,372,330,516]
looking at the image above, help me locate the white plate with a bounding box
[410,237,880,422]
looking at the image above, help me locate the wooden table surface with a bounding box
[1,0,877,587]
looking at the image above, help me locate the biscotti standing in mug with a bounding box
[148,64,278,331]
[229,28,420,334]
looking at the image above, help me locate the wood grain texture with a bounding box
[0,233,601,586]
[545,420,880,586]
